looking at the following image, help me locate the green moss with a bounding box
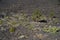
[43,26,60,33]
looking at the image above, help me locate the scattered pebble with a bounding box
[36,33,43,39]
[18,35,28,39]
[35,33,48,39]
[33,28,41,31]
[18,35,25,39]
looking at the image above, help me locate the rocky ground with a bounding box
[0,0,60,40]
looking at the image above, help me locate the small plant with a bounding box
[28,24,34,30]
[8,21,20,27]
[9,27,15,33]
[31,9,42,21]
[53,18,59,24]
[8,21,17,25]
[49,10,55,18]
[0,20,3,25]
[43,26,60,34]
[26,23,34,30]
[5,16,9,19]
[11,21,17,25]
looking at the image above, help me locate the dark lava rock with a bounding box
[52,16,57,18]
[38,20,47,23]
[56,30,60,32]
[0,14,4,18]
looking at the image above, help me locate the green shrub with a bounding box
[31,9,42,21]
[43,26,60,34]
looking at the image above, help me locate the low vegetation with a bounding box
[0,9,60,34]
[49,10,55,18]
[31,9,42,21]
[0,19,3,25]
[43,26,60,34]
[9,27,15,33]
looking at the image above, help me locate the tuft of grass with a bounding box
[8,21,20,27]
[28,24,34,30]
[26,23,34,30]
[8,21,17,26]
[43,26,60,34]
[49,10,55,18]
[31,9,42,21]
[11,21,17,25]
[0,20,3,25]
[9,27,15,33]
[53,18,59,24]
